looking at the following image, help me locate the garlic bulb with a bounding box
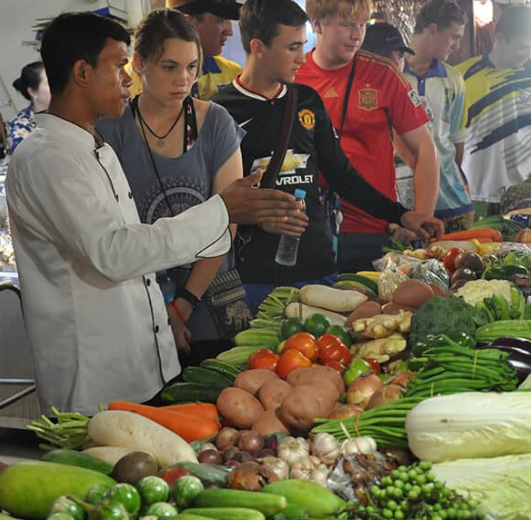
[310,464,331,487]
[340,435,377,455]
[290,455,321,480]
[277,436,310,466]
[311,432,340,465]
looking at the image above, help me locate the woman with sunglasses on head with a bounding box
[97,9,248,365]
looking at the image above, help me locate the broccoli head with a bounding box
[409,295,477,349]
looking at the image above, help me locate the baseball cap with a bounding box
[362,22,415,57]
[172,0,241,20]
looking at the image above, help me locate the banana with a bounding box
[262,480,346,519]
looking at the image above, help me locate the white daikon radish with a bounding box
[87,410,197,467]
[82,446,152,466]
[299,284,368,313]
[284,302,346,326]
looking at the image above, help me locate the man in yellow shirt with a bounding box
[127,0,242,100]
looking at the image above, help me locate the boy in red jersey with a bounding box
[296,0,439,272]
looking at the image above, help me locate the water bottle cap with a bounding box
[293,188,307,200]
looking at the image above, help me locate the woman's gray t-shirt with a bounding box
[97,101,244,340]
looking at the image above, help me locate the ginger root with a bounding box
[351,310,412,338]
[351,333,407,363]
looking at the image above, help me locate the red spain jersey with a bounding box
[296,50,429,234]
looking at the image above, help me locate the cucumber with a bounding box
[160,382,222,403]
[182,508,265,520]
[161,462,229,485]
[336,273,379,294]
[178,516,219,520]
[199,359,242,380]
[42,449,114,475]
[263,480,346,519]
[182,367,232,388]
[0,460,116,520]
[193,489,287,516]
[233,329,280,347]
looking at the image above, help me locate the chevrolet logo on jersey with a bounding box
[251,150,312,186]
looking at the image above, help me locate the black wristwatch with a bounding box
[175,287,200,309]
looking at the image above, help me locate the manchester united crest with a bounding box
[298,108,316,130]
[359,89,378,110]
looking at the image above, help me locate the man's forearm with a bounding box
[413,148,439,215]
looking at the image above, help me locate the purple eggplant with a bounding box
[483,337,531,382]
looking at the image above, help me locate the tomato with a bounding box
[276,348,312,379]
[304,313,331,337]
[281,318,305,340]
[325,360,346,372]
[443,247,463,273]
[317,333,345,353]
[364,357,382,375]
[320,342,352,366]
[157,466,190,487]
[248,348,280,370]
[325,325,353,347]
[283,332,319,361]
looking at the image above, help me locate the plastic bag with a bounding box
[408,259,450,291]
[327,452,399,503]
[377,262,409,302]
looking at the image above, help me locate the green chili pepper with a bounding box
[344,358,372,386]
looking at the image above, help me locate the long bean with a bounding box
[26,407,90,450]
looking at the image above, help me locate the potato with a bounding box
[392,279,434,309]
[278,385,335,433]
[252,409,290,436]
[286,365,345,394]
[346,301,382,326]
[311,379,342,409]
[381,302,417,315]
[258,379,293,410]
[217,387,265,429]
[233,369,280,396]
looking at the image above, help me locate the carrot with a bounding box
[159,403,220,424]
[435,228,501,242]
[107,400,220,442]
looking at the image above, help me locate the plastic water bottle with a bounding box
[275,188,307,267]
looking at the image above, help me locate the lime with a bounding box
[326,324,353,347]
[303,313,331,337]
[280,317,304,340]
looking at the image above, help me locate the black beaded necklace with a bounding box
[136,101,185,148]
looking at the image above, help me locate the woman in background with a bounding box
[97,9,248,366]
[7,61,50,153]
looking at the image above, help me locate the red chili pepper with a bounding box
[364,357,382,375]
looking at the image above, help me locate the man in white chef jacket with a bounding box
[6,12,302,416]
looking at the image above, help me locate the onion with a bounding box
[329,403,364,420]
[366,384,405,409]
[216,427,240,450]
[197,449,223,465]
[238,430,265,454]
[390,371,416,388]
[346,373,383,408]
[221,445,240,462]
